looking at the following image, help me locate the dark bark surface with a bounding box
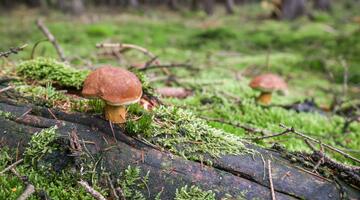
[277,0,307,20]
[313,0,332,11]
[0,83,359,199]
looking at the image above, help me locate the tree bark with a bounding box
[56,0,84,16]
[224,0,235,14]
[313,0,331,11]
[203,0,215,16]
[276,0,307,20]
[167,0,178,10]
[190,0,199,11]
[0,83,359,199]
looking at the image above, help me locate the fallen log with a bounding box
[0,84,359,199]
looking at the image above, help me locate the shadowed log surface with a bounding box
[0,82,359,200]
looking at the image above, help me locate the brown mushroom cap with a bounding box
[249,73,287,92]
[82,66,142,106]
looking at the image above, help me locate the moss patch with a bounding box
[127,105,253,164]
[16,57,89,89]
[174,185,215,200]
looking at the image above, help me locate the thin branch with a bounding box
[0,159,23,175]
[139,63,194,71]
[201,117,273,136]
[0,44,28,58]
[78,180,107,200]
[9,168,36,200]
[30,39,49,59]
[279,124,360,164]
[36,19,66,62]
[0,86,13,93]
[109,121,117,143]
[96,43,156,60]
[17,184,35,200]
[245,128,293,140]
[143,56,159,69]
[15,108,32,121]
[106,174,119,200]
[268,160,276,200]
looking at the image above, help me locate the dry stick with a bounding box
[78,180,107,200]
[30,39,49,59]
[10,168,36,200]
[143,56,158,69]
[0,159,23,175]
[96,43,156,60]
[268,160,276,200]
[17,184,35,200]
[0,86,13,93]
[201,117,273,136]
[116,187,127,200]
[279,124,360,164]
[245,128,293,140]
[15,108,33,121]
[0,44,28,58]
[36,19,66,62]
[312,144,325,173]
[109,121,117,143]
[139,63,193,71]
[106,174,120,200]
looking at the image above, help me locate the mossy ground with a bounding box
[1,1,360,199]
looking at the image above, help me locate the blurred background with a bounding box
[0,0,359,161]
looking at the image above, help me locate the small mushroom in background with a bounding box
[155,87,192,99]
[82,66,142,123]
[249,73,288,105]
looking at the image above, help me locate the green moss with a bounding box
[175,185,215,200]
[117,165,150,200]
[127,106,253,164]
[0,110,13,119]
[17,57,89,89]
[0,138,104,200]
[24,126,58,166]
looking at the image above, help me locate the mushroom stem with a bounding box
[104,104,127,123]
[257,92,272,105]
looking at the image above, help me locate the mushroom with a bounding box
[82,66,142,123]
[249,73,287,105]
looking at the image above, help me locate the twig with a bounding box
[36,19,66,62]
[279,124,360,164]
[0,159,23,175]
[116,187,126,200]
[9,168,36,200]
[201,117,273,136]
[17,184,35,200]
[78,180,107,200]
[139,63,193,71]
[15,108,32,121]
[0,86,13,93]
[106,174,119,200]
[245,128,293,140]
[109,121,117,143]
[143,56,158,69]
[47,108,59,121]
[268,160,276,200]
[312,144,325,173]
[260,154,266,180]
[0,44,28,58]
[96,43,156,60]
[30,39,48,59]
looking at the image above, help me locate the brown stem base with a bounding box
[104,104,126,123]
[257,92,272,105]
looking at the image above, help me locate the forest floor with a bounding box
[0,2,360,199]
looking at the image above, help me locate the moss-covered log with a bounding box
[0,85,359,199]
